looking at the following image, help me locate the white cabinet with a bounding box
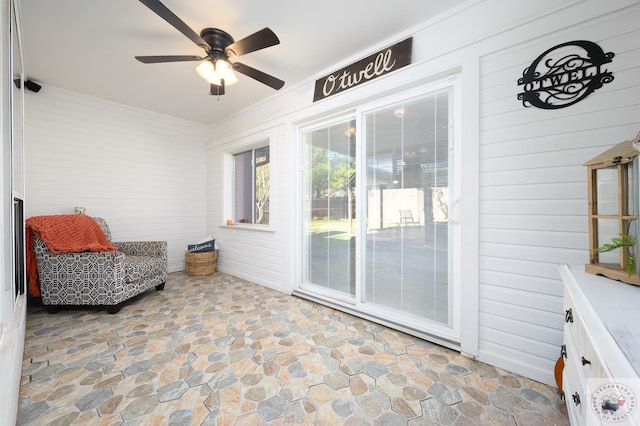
[559,264,640,425]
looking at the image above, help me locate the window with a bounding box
[234,145,270,225]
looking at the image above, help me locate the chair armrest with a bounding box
[112,241,167,258]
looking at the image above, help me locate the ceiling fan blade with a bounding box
[233,62,284,90]
[136,55,203,64]
[210,82,225,96]
[139,0,210,50]
[226,27,280,57]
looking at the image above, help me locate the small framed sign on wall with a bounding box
[517,40,614,109]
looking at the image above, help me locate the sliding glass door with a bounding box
[362,87,453,327]
[300,82,457,339]
[301,118,356,301]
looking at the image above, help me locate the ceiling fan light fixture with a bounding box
[196,58,238,86]
[215,59,238,85]
[196,60,220,85]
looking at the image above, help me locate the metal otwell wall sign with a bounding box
[313,37,413,102]
[517,40,614,109]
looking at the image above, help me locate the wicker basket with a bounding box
[185,250,217,276]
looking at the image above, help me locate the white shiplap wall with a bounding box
[203,0,640,387]
[24,86,209,272]
[206,124,292,293]
[478,5,640,383]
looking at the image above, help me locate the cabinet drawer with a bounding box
[564,291,609,380]
[563,351,587,426]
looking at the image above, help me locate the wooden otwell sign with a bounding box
[313,37,413,102]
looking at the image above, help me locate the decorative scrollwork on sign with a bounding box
[517,40,614,109]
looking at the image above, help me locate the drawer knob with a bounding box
[581,356,591,366]
[565,308,573,323]
[572,392,581,405]
[560,345,567,359]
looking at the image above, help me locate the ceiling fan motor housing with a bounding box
[200,28,235,54]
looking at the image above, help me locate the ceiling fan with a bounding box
[135,0,285,96]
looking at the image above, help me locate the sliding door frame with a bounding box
[294,76,462,349]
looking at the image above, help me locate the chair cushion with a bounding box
[124,255,166,282]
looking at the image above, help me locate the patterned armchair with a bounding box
[33,217,167,313]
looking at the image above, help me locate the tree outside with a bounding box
[255,159,270,224]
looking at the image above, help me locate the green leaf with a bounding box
[593,233,636,254]
[627,256,637,277]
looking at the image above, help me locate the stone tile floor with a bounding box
[18,272,570,425]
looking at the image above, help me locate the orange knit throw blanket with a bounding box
[26,215,118,298]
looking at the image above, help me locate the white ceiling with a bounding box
[19,0,468,124]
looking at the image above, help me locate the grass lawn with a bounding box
[308,218,411,240]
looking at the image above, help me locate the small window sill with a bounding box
[220,224,275,233]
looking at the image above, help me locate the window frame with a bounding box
[222,133,273,231]
[233,145,270,225]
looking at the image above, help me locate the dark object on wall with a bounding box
[313,37,412,102]
[15,78,42,92]
[135,0,284,95]
[25,80,42,92]
[517,40,614,109]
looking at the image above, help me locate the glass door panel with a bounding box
[363,88,453,326]
[302,119,356,298]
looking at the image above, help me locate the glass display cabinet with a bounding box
[584,133,640,286]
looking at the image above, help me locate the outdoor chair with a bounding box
[399,210,419,225]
